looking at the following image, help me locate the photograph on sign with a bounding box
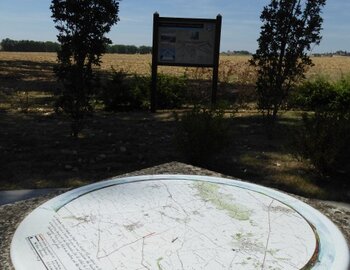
[158,21,216,66]
[160,48,175,61]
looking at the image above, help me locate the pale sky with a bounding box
[0,0,349,53]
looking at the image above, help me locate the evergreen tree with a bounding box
[51,0,119,136]
[250,0,326,121]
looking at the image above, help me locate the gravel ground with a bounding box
[1,162,349,270]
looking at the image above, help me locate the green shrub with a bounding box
[290,77,335,110]
[289,76,350,177]
[101,71,187,111]
[175,107,232,166]
[290,76,350,115]
[290,112,350,177]
[157,73,187,109]
[127,73,187,109]
[332,76,350,115]
[101,70,147,111]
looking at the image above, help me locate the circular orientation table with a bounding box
[11,175,349,270]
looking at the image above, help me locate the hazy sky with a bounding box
[0,0,349,53]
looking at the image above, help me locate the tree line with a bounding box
[0,38,152,54]
[106,44,151,54]
[221,50,252,56]
[0,38,60,52]
[313,50,350,57]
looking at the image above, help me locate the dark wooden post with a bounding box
[211,14,222,106]
[151,12,159,113]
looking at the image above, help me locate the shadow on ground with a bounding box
[0,58,348,202]
[0,110,349,202]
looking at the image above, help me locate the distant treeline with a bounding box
[0,38,60,52]
[222,50,252,56]
[3,38,347,57]
[222,50,350,57]
[0,38,152,54]
[313,50,350,57]
[106,44,152,54]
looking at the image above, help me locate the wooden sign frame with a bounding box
[151,13,222,112]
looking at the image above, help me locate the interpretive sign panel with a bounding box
[11,175,349,270]
[157,20,216,66]
[150,14,222,112]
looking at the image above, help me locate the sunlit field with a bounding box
[1,51,350,82]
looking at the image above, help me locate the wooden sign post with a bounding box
[151,13,222,112]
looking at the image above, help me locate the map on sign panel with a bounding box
[158,22,216,66]
[15,180,318,270]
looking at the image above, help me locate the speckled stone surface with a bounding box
[1,162,349,270]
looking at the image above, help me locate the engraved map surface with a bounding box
[17,180,318,270]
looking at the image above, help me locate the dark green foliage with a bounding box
[53,65,95,133]
[0,38,152,54]
[333,77,350,115]
[106,44,151,54]
[101,72,187,111]
[176,107,231,166]
[107,44,137,54]
[121,73,187,110]
[289,76,350,177]
[157,74,187,109]
[135,73,187,109]
[289,77,335,110]
[290,76,350,114]
[290,113,350,177]
[222,50,252,56]
[250,0,326,121]
[1,38,60,52]
[101,70,147,111]
[138,46,152,54]
[51,0,119,136]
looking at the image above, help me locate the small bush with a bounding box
[332,76,350,115]
[131,73,188,109]
[290,76,350,115]
[290,113,350,177]
[157,73,187,109]
[289,76,350,177]
[290,77,334,110]
[176,107,232,166]
[101,70,147,111]
[101,71,187,111]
